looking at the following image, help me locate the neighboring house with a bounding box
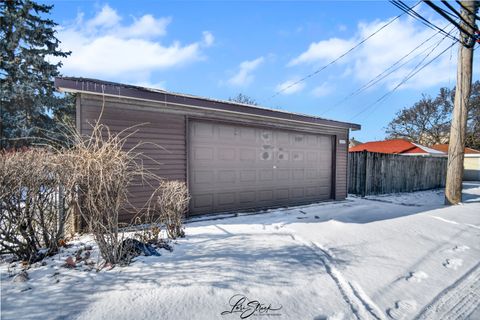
[55,77,360,220]
[431,144,480,181]
[349,137,362,148]
[348,139,446,156]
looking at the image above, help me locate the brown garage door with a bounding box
[188,120,333,215]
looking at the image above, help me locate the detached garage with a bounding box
[55,77,360,219]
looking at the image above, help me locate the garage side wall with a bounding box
[335,132,349,200]
[78,94,187,222]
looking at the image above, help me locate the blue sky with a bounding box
[44,0,479,142]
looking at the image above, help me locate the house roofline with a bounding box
[55,77,361,131]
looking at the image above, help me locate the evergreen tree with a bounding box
[0,0,72,149]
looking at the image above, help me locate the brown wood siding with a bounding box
[79,94,186,222]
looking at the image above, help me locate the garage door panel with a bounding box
[217,170,236,183]
[218,148,236,160]
[258,190,274,202]
[192,194,214,211]
[240,148,256,161]
[240,170,256,182]
[276,169,290,180]
[240,127,256,140]
[275,189,290,200]
[193,171,214,184]
[217,192,236,206]
[277,132,290,144]
[239,191,256,203]
[291,187,305,198]
[192,121,215,138]
[189,120,333,215]
[259,169,274,181]
[193,147,214,160]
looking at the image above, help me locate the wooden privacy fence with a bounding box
[348,151,448,196]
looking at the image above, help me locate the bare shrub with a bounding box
[63,124,159,265]
[0,149,71,262]
[1,120,189,266]
[156,180,190,239]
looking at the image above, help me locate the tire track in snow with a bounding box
[414,261,480,320]
[290,233,386,320]
[430,216,480,230]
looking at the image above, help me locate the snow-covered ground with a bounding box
[1,182,480,320]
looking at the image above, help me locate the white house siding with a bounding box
[464,156,480,181]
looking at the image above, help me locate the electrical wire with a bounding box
[320,26,453,116]
[391,0,460,42]
[349,32,457,120]
[263,1,422,102]
[441,0,477,30]
[423,0,476,47]
[455,0,480,21]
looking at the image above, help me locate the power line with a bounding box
[436,2,464,20]
[264,1,422,102]
[441,0,477,30]
[455,0,480,21]
[424,0,476,47]
[390,0,460,42]
[320,26,452,116]
[350,38,456,120]
[349,32,457,120]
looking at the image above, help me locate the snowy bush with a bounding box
[0,149,72,262]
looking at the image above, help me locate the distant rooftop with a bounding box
[431,144,480,154]
[349,139,445,155]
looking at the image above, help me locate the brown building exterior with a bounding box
[55,77,360,219]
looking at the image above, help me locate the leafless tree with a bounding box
[228,93,258,106]
[385,82,480,149]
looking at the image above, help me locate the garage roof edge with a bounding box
[55,77,361,131]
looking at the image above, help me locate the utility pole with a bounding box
[445,1,478,205]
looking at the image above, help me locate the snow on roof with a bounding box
[411,143,446,155]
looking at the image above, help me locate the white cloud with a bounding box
[228,57,264,86]
[289,38,354,66]
[121,15,171,38]
[288,12,459,90]
[56,5,212,82]
[311,83,333,97]
[133,80,166,90]
[275,78,305,95]
[202,31,214,47]
[86,5,121,30]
